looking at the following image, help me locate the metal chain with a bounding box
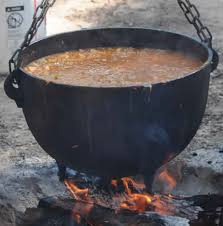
[177,0,213,49]
[9,0,56,73]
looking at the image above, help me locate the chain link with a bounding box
[178,0,213,49]
[9,0,56,73]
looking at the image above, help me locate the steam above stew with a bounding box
[23,47,203,87]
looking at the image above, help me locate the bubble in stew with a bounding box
[23,47,203,87]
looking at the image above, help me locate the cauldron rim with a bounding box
[19,27,213,89]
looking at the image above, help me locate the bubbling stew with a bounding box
[23,47,203,87]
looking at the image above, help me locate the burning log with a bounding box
[19,195,223,226]
[18,172,223,226]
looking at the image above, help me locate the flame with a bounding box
[64,180,89,201]
[111,179,118,188]
[121,177,146,193]
[64,179,93,224]
[118,177,152,213]
[73,213,81,224]
[115,171,176,214]
[158,169,177,193]
[64,169,177,220]
[120,193,152,213]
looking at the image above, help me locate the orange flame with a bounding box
[73,213,81,224]
[64,179,94,224]
[118,177,152,213]
[158,169,177,193]
[121,177,146,193]
[64,180,89,200]
[64,169,177,220]
[111,179,118,188]
[115,171,176,214]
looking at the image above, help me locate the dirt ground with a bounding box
[0,0,222,224]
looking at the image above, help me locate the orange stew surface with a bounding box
[24,48,203,87]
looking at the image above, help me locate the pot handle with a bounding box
[211,49,219,72]
[178,0,219,72]
[4,70,24,108]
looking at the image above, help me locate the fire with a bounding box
[111,179,118,188]
[158,169,177,193]
[115,177,173,214]
[73,213,81,224]
[120,193,152,213]
[118,177,152,213]
[121,177,146,193]
[64,168,177,222]
[64,179,94,224]
[64,180,89,201]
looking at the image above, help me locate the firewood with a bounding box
[18,195,223,226]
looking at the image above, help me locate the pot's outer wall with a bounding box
[19,28,211,180]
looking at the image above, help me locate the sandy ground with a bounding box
[0,0,222,224]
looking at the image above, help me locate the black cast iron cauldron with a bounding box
[4,28,219,188]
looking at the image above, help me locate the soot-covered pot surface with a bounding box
[4,28,218,187]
